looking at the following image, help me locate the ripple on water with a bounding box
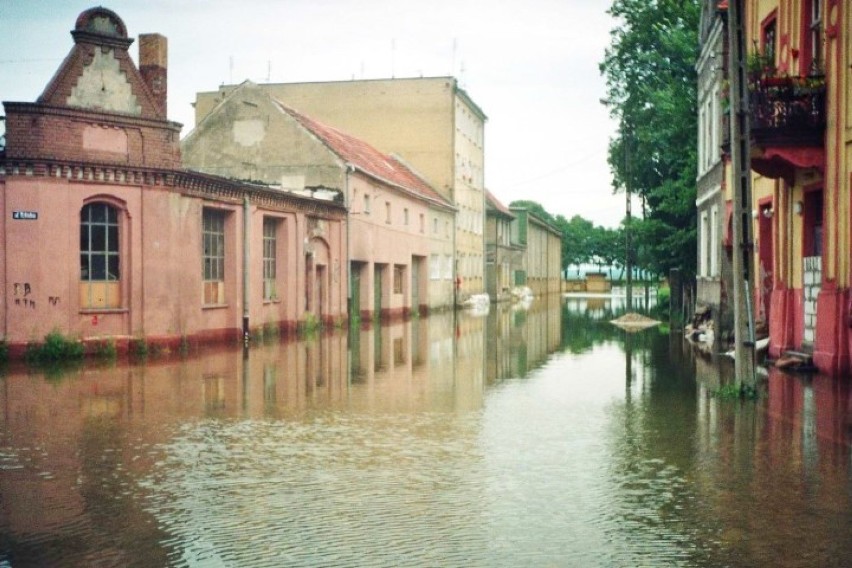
[143,413,490,567]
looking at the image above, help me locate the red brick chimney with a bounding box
[139,33,168,118]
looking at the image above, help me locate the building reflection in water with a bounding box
[2,293,852,566]
[485,293,563,384]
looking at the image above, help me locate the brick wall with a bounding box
[3,103,180,169]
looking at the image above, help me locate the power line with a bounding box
[502,150,605,188]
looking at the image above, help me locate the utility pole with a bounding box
[727,0,757,386]
[624,122,633,311]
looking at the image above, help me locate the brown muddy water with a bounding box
[1,295,851,567]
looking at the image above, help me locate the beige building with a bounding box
[510,207,563,296]
[182,82,456,320]
[194,77,488,302]
[485,190,524,302]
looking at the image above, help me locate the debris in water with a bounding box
[610,313,661,331]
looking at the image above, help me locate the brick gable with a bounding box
[2,7,180,170]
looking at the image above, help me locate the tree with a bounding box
[559,215,596,270]
[600,0,699,277]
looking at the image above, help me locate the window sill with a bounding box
[202,304,229,310]
[80,308,128,314]
[263,299,282,305]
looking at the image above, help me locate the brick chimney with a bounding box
[138,33,168,118]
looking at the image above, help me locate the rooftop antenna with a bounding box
[229,55,234,84]
[451,38,457,76]
[266,60,271,82]
[459,60,467,88]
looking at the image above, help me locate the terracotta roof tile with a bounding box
[485,189,514,218]
[274,100,453,209]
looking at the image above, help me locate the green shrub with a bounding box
[93,338,117,359]
[130,338,148,358]
[299,313,321,337]
[26,330,84,363]
[711,382,759,400]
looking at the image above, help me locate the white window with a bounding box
[699,211,710,277]
[444,255,453,279]
[698,88,721,174]
[430,254,441,280]
[710,205,719,277]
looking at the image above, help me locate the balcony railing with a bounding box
[749,75,826,146]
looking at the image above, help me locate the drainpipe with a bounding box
[344,163,354,382]
[345,163,354,326]
[242,194,250,343]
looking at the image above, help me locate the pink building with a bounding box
[0,8,347,357]
[182,82,457,323]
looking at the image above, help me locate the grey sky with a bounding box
[0,0,633,227]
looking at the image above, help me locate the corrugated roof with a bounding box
[274,100,453,210]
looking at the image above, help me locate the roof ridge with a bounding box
[274,99,452,208]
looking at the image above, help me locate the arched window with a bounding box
[80,202,121,308]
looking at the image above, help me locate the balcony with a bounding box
[750,75,826,147]
[722,75,827,181]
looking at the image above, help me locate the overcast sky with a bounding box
[0,0,634,227]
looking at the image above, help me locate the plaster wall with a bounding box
[183,86,343,190]
[195,79,457,196]
[0,173,347,350]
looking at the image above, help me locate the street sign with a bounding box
[12,211,38,220]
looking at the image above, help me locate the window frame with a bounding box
[80,201,122,309]
[202,208,227,305]
[802,0,823,74]
[262,217,279,301]
[393,264,405,294]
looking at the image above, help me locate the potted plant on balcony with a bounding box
[747,48,777,85]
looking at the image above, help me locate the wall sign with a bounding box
[12,211,38,220]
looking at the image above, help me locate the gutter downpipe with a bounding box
[345,163,354,327]
[344,163,354,386]
[243,194,250,344]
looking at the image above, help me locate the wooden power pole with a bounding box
[624,122,633,312]
[727,0,757,386]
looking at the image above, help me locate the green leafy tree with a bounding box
[559,215,596,270]
[600,0,699,277]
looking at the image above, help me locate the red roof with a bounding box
[485,190,514,218]
[274,101,453,210]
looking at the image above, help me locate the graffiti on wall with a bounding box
[13,283,35,309]
[11,283,61,309]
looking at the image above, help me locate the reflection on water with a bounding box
[1,294,851,566]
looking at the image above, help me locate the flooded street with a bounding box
[2,296,852,567]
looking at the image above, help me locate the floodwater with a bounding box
[1,295,851,567]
